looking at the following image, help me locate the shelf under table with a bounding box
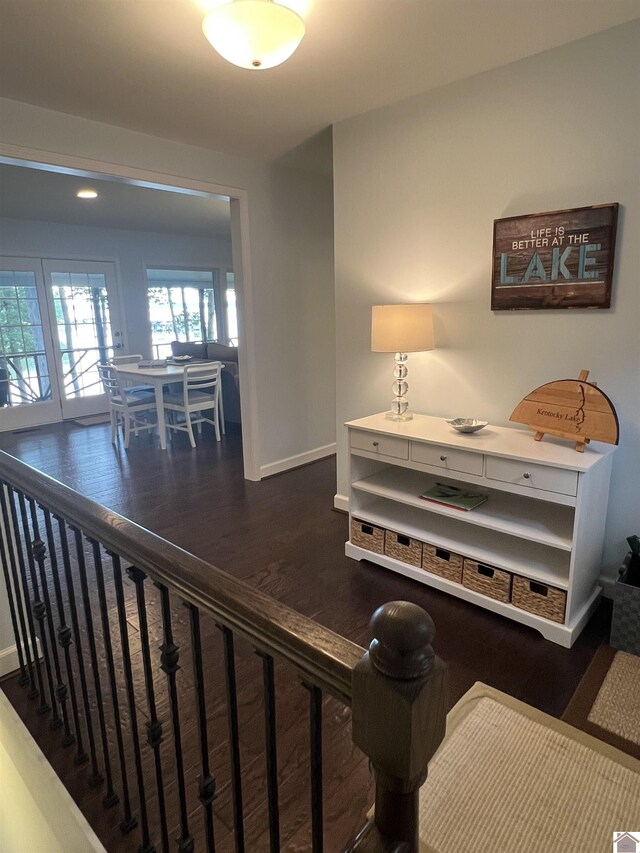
[352,498,570,589]
[352,467,574,551]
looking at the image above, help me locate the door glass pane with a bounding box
[50,272,114,400]
[0,270,51,408]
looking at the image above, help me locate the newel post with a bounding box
[348,601,447,852]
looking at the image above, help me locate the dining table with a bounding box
[114,360,223,450]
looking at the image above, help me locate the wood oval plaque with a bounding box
[510,372,619,451]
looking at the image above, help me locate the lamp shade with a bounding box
[202,0,305,70]
[371,304,435,353]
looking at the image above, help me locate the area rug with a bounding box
[71,414,112,427]
[562,644,640,760]
[418,683,640,853]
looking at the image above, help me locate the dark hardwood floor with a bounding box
[0,421,610,851]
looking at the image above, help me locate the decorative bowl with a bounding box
[446,418,488,434]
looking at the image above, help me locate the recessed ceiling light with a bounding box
[77,189,98,199]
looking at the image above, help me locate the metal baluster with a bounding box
[6,486,47,710]
[29,498,75,746]
[0,482,30,687]
[219,625,245,853]
[258,651,280,853]
[186,603,216,853]
[15,493,58,726]
[57,516,102,783]
[42,507,85,760]
[305,683,323,853]
[90,540,136,829]
[73,528,119,808]
[128,566,169,853]
[157,582,194,853]
[110,554,154,851]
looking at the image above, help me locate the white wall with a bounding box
[333,21,640,581]
[0,97,336,472]
[0,692,106,852]
[0,216,233,356]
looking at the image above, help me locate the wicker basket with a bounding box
[384,530,422,567]
[462,560,512,602]
[351,519,385,554]
[511,575,566,623]
[610,552,640,655]
[422,544,463,583]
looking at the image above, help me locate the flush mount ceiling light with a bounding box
[76,189,98,199]
[202,0,305,70]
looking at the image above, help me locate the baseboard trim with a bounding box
[0,640,41,679]
[334,494,349,513]
[260,443,336,479]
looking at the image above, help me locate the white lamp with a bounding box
[371,304,435,421]
[202,0,305,70]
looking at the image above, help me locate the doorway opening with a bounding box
[0,151,259,480]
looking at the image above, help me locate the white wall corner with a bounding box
[599,573,615,600]
[0,644,24,679]
[0,639,43,680]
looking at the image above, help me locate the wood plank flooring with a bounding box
[0,422,610,851]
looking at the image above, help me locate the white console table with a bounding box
[345,413,615,647]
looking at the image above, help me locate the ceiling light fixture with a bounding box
[76,189,98,199]
[202,0,305,70]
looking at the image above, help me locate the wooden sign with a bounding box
[492,204,618,310]
[510,370,619,452]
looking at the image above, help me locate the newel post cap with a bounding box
[352,601,447,786]
[369,600,435,679]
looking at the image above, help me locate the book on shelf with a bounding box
[420,483,488,511]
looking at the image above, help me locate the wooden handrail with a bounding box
[0,449,363,704]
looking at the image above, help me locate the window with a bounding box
[147,268,230,357]
[225,271,238,346]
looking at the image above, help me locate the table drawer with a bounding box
[485,456,577,497]
[350,430,409,461]
[411,443,484,476]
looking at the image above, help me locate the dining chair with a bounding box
[109,353,154,395]
[163,363,223,448]
[98,364,158,449]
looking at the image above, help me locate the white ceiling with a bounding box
[1,0,639,163]
[0,163,232,238]
[1,1,638,236]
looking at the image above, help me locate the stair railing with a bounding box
[0,449,447,852]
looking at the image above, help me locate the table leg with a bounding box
[155,382,167,450]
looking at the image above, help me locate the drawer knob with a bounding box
[523,472,531,479]
[440,455,447,462]
[372,441,379,448]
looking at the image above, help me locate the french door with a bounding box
[0,257,124,429]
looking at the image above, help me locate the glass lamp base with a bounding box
[385,410,413,421]
[384,354,413,421]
